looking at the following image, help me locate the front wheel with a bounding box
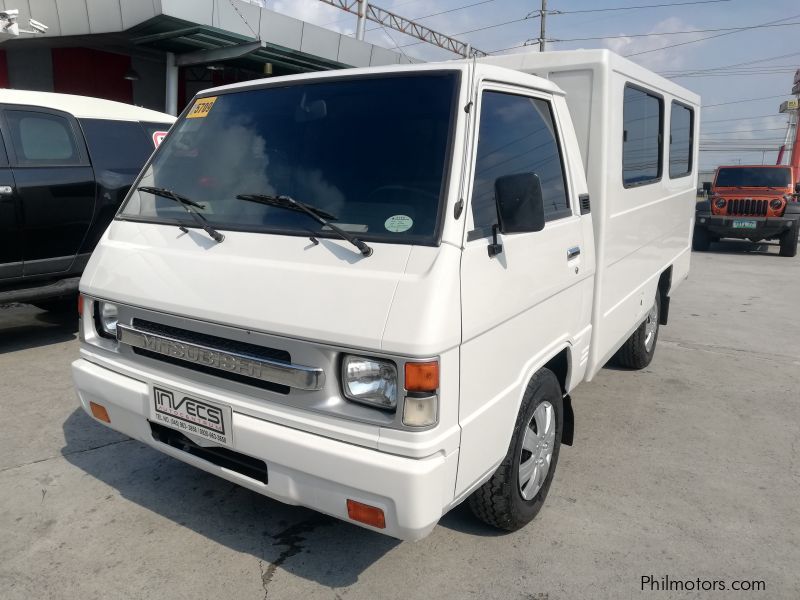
[614,293,660,370]
[468,368,563,531]
[779,225,798,258]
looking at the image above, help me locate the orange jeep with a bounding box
[694,165,800,257]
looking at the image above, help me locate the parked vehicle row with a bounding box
[0,89,173,310]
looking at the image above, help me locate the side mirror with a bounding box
[794,182,800,194]
[495,173,546,234]
[702,182,712,194]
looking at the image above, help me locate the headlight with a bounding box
[342,355,398,409]
[96,301,119,339]
[770,199,783,210]
[714,198,727,209]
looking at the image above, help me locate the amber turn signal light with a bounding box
[346,499,386,529]
[405,361,439,392]
[89,401,111,423]
[77,294,84,316]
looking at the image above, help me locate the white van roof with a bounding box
[0,89,175,123]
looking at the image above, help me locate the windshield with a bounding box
[120,72,459,245]
[715,167,791,188]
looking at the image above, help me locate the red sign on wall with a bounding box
[152,131,168,147]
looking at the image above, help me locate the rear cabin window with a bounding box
[622,86,663,186]
[669,102,693,178]
[471,91,570,231]
[80,119,153,171]
[6,110,80,165]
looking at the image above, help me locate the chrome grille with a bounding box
[120,319,324,395]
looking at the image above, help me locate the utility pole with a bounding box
[356,0,368,41]
[539,0,547,51]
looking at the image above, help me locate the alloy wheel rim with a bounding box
[518,401,556,501]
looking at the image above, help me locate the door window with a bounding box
[6,110,81,166]
[470,91,570,232]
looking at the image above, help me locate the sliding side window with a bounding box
[622,85,663,187]
[669,101,693,178]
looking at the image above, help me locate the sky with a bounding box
[263,0,799,172]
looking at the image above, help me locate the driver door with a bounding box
[456,85,593,494]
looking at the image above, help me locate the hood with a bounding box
[713,187,791,199]
[81,220,461,355]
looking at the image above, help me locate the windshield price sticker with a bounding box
[385,215,413,233]
[187,96,218,119]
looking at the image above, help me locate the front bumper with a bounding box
[695,213,796,240]
[72,358,459,541]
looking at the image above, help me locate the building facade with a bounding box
[0,0,411,114]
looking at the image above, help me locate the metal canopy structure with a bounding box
[318,0,488,58]
[128,16,346,74]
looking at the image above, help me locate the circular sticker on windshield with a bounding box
[385,215,413,233]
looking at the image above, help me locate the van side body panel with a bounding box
[478,51,699,380]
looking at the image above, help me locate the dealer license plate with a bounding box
[151,386,233,447]
[732,219,757,229]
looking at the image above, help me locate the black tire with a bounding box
[614,293,660,370]
[468,368,563,531]
[779,225,798,258]
[32,296,78,314]
[692,226,711,251]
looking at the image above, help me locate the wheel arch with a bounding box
[657,266,673,326]
[542,348,574,446]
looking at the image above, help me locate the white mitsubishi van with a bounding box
[72,50,699,540]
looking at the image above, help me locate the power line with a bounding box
[670,68,798,78]
[704,96,789,108]
[659,51,800,77]
[552,0,732,14]
[487,13,800,54]
[701,127,789,134]
[624,11,800,57]
[554,20,800,43]
[702,113,788,125]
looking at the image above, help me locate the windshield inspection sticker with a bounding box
[385,215,413,233]
[187,96,217,119]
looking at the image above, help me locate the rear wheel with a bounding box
[468,368,563,531]
[779,225,798,258]
[692,226,711,251]
[614,293,660,370]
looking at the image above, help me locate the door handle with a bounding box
[0,186,13,195]
[567,246,581,260]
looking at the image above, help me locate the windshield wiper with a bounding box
[236,193,372,257]
[137,186,224,243]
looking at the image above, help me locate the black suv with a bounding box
[0,90,173,311]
